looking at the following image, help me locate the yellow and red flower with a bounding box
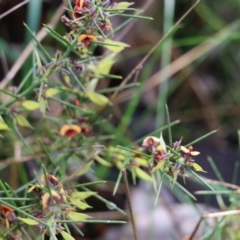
[180,146,200,156]
[72,0,85,23]
[0,205,16,229]
[78,34,97,46]
[72,9,84,22]
[181,145,200,166]
[60,124,81,138]
[40,174,60,187]
[42,190,65,210]
[142,136,160,149]
[75,0,84,9]
[41,174,66,198]
[28,184,42,197]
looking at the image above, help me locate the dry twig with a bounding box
[0,3,66,89]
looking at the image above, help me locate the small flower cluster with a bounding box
[27,174,76,235]
[62,0,114,51]
[180,145,200,166]
[29,174,67,210]
[99,136,204,185]
[0,173,93,237]
[142,136,170,164]
[141,135,204,180]
[25,173,94,237]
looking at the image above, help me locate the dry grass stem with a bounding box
[203,178,240,190]
[110,0,201,101]
[189,209,240,240]
[0,2,66,89]
[122,169,139,240]
[0,0,30,20]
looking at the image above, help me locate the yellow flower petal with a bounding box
[76,0,84,8]
[78,34,97,45]
[180,146,189,153]
[60,125,81,137]
[190,151,200,156]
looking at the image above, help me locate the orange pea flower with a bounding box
[78,34,97,46]
[75,0,84,8]
[40,174,60,187]
[42,191,64,210]
[72,0,85,23]
[0,205,16,229]
[60,125,81,138]
[28,184,42,197]
[40,174,66,199]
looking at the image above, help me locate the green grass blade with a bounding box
[38,138,56,167]
[195,190,234,195]
[81,186,126,215]
[113,171,123,196]
[25,0,42,43]
[156,0,175,127]
[188,168,215,191]
[207,156,224,182]
[154,172,165,207]
[165,104,172,146]
[185,130,217,147]
[23,23,51,60]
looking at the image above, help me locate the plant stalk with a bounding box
[122,169,139,240]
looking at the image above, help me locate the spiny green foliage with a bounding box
[1,0,240,239]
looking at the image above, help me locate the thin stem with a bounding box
[189,215,204,240]
[122,169,139,240]
[81,186,126,215]
[165,104,172,146]
[56,220,126,224]
[20,226,33,240]
[0,0,30,19]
